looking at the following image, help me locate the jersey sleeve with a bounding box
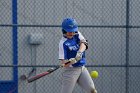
[78,31,85,40]
[59,40,67,60]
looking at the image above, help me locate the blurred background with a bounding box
[0,0,140,93]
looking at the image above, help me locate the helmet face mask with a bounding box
[62,18,78,33]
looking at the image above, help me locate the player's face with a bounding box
[66,32,75,39]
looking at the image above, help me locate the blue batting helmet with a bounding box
[62,18,78,32]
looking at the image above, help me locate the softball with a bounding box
[90,71,99,79]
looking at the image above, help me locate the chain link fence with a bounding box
[0,0,140,93]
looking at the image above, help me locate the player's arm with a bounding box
[68,32,88,63]
[68,42,87,63]
[79,40,87,52]
[78,31,88,50]
[74,41,87,61]
[75,31,88,61]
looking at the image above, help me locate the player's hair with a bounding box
[62,29,67,34]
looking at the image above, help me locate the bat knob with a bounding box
[20,75,27,80]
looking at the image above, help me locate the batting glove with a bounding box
[68,58,77,64]
[75,51,83,61]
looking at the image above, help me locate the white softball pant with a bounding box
[61,66,97,93]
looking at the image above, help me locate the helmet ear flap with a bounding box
[62,29,67,34]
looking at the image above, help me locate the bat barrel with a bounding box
[27,71,50,83]
[27,61,70,83]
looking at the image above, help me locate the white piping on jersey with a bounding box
[77,31,85,40]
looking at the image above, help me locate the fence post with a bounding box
[126,0,130,93]
[12,0,18,92]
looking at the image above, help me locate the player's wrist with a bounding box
[77,51,82,54]
[75,51,83,61]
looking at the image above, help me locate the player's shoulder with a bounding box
[77,31,83,36]
[74,31,81,39]
[75,31,85,40]
[75,31,83,36]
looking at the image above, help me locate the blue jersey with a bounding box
[59,31,86,67]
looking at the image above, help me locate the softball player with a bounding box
[59,18,97,93]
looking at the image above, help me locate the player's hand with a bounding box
[75,51,83,61]
[68,58,77,64]
[61,59,73,67]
